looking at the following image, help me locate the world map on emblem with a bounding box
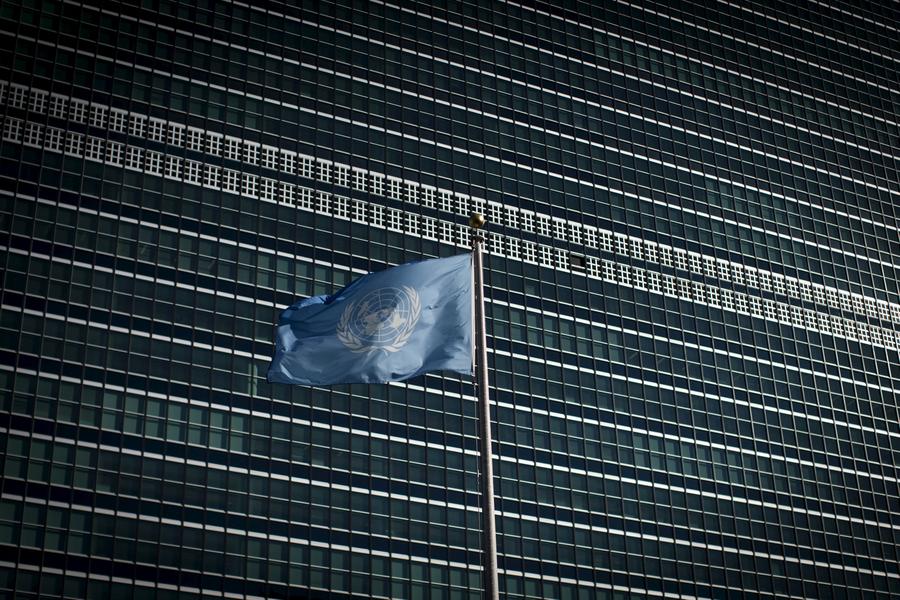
[337,286,421,353]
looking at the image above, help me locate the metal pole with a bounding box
[470,214,499,600]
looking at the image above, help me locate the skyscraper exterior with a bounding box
[1,0,898,598]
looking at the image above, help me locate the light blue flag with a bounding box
[268,254,473,385]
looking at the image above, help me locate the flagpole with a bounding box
[470,213,499,600]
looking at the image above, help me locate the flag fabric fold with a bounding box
[267,253,473,385]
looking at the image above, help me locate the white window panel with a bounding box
[506,206,519,230]
[168,123,185,147]
[145,151,163,175]
[720,288,734,310]
[125,146,143,170]
[259,179,277,202]
[674,248,689,271]
[203,164,220,188]
[386,207,403,231]
[223,137,241,160]
[536,214,551,237]
[241,173,258,197]
[370,172,384,196]
[89,104,108,128]
[8,85,27,109]
[281,183,296,206]
[334,164,350,187]
[439,189,454,212]
[407,213,420,236]
[45,127,64,152]
[317,159,332,183]
[281,150,297,175]
[206,132,222,156]
[298,155,315,179]
[555,248,568,270]
[488,201,504,225]
[333,195,349,219]
[785,279,800,298]
[297,187,314,210]
[422,216,437,240]
[470,195,484,216]
[243,141,259,164]
[644,241,658,263]
[614,234,629,256]
[186,127,205,151]
[507,237,521,260]
[757,270,771,291]
[657,244,672,266]
[64,131,83,155]
[744,267,758,288]
[386,177,403,201]
[553,218,566,240]
[631,239,643,260]
[2,117,22,142]
[457,193,472,215]
[48,95,67,119]
[458,224,470,247]
[110,111,129,135]
[538,245,554,267]
[585,256,600,279]
[632,267,646,289]
[520,210,534,233]
[184,160,202,184]
[352,199,367,223]
[106,141,124,165]
[84,136,104,161]
[602,260,617,283]
[522,240,537,264]
[731,263,745,286]
[692,281,705,303]
[706,285,720,306]
[22,122,42,147]
[29,89,47,113]
[315,190,330,215]
[421,185,436,208]
[261,146,278,170]
[352,168,367,192]
[148,118,167,142]
[677,279,692,300]
[703,256,717,278]
[370,203,384,227]
[222,169,241,192]
[129,114,147,137]
[688,253,702,275]
[0,81,7,105]
[647,271,662,294]
[583,225,598,249]
[439,221,455,244]
[164,155,182,179]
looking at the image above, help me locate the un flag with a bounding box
[267,254,473,385]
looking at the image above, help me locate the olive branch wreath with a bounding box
[337,286,421,354]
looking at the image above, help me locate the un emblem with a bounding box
[337,287,421,353]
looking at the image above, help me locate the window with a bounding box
[45,127,63,152]
[584,226,598,249]
[145,151,163,175]
[281,183,296,205]
[421,185,436,208]
[8,84,27,109]
[207,133,222,156]
[658,244,672,266]
[89,105,108,128]
[317,159,332,183]
[203,165,220,188]
[422,216,437,240]
[184,160,202,184]
[334,164,350,187]
[48,95,67,119]
[242,174,258,197]
[261,146,278,170]
[85,136,104,161]
[22,122,42,147]
[282,150,296,174]
[29,90,47,114]
[125,146,143,170]
[536,214,551,237]
[224,137,241,160]
[222,169,241,193]
[352,168,367,192]
[370,173,384,196]
[164,155,182,179]
[333,195,349,219]
[186,128,204,151]
[602,260,616,282]
[64,131,84,155]
[370,203,384,227]
[439,190,454,212]
[520,211,535,234]
[352,199,367,222]
[148,119,166,142]
[106,141,124,165]
[2,117,22,142]
[259,178,277,202]
[387,177,403,201]
[631,239,644,261]
[243,141,259,164]
[387,207,403,231]
[129,114,147,137]
[522,240,537,263]
[439,221,454,244]
[168,123,185,147]
[297,187,314,210]
[489,234,504,255]
[299,155,314,179]
[109,110,128,134]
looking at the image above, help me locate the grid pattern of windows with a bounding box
[0,2,898,600]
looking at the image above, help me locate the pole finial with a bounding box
[469,213,487,229]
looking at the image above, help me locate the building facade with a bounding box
[1,0,899,598]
